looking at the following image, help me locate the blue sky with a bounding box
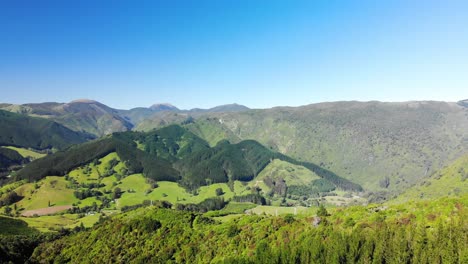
[1,0,467,109]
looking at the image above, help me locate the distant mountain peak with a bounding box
[69,99,100,104]
[202,103,250,112]
[149,103,179,111]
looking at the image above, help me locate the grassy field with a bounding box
[0,180,26,195]
[69,152,125,185]
[15,176,78,211]
[256,159,320,185]
[250,159,321,195]
[21,213,100,232]
[22,214,77,232]
[3,146,46,159]
[117,177,255,208]
[0,151,336,232]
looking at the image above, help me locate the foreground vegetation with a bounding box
[28,195,467,263]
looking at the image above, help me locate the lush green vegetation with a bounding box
[176,139,276,188]
[0,109,91,150]
[140,124,210,161]
[3,146,46,160]
[12,125,360,196]
[165,101,468,198]
[14,134,178,183]
[392,154,468,203]
[1,100,467,263]
[29,195,468,263]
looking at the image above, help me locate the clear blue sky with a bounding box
[1,0,467,109]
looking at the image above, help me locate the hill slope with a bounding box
[158,101,468,196]
[14,125,360,193]
[117,103,180,125]
[392,154,468,203]
[0,100,133,137]
[0,110,91,150]
[134,104,250,130]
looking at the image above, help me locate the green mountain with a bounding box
[391,154,468,203]
[14,125,359,193]
[117,103,180,125]
[0,109,91,150]
[135,112,194,131]
[14,132,178,184]
[134,104,250,130]
[1,101,466,263]
[0,99,133,137]
[138,101,467,198]
[0,109,92,177]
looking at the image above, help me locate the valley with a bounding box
[0,99,466,263]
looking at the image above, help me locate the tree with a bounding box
[215,188,224,196]
[317,204,328,217]
[113,187,122,199]
[4,205,12,215]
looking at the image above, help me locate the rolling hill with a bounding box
[13,125,359,193]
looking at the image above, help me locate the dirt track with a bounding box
[21,205,72,217]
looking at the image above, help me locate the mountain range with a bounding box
[1,99,467,200]
[1,98,467,263]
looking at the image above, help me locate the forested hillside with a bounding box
[30,196,468,263]
[392,154,468,203]
[0,110,91,150]
[158,101,468,197]
[13,125,359,193]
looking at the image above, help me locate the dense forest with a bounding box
[0,109,91,150]
[28,196,467,263]
[12,125,360,193]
